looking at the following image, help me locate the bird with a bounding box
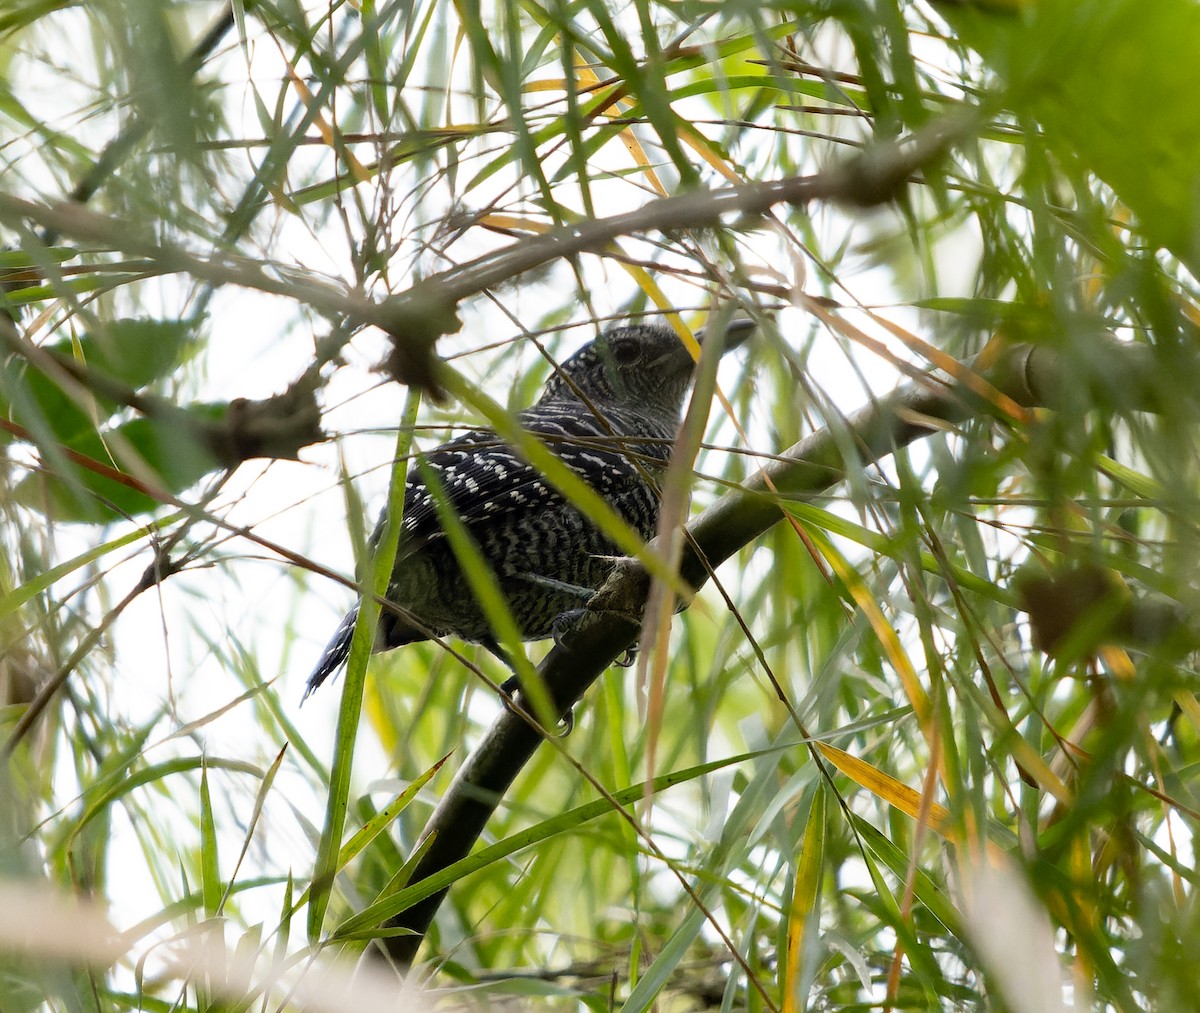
[304,318,753,700]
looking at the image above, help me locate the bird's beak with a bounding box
[697,316,758,355]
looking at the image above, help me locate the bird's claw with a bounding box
[552,607,637,667]
[550,608,589,650]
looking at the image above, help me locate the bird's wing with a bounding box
[390,407,656,549]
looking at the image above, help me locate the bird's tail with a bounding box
[302,604,358,702]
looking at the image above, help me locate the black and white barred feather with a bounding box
[304,321,749,698]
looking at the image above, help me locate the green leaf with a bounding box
[332,747,781,940]
[0,522,164,622]
[15,412,220,522]
[0,318,197,446]
[0,246,76,268]
[76,318,198,392]
[0,350,99,445]
[850,815,962,937]
[199,764,221,919]
[948,0,1200,270]
[308,388,422,945]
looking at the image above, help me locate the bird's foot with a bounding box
[550,608,589,650]
[551,605,639,666]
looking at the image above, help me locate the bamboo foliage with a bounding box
[3,1,1200,1010]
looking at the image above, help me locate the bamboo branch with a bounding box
[371,336,1166,968]
[0,115,966,398]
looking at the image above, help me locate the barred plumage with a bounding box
[305,321,751,699]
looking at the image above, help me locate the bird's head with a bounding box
[538,320,754,417]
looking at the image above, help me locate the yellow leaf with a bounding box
[816,741,951,836]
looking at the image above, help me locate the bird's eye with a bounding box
[610,340,642,365]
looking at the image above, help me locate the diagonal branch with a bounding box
[0,115,966,398]
[372,336,1163,967]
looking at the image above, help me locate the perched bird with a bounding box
[304,319,753,699]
